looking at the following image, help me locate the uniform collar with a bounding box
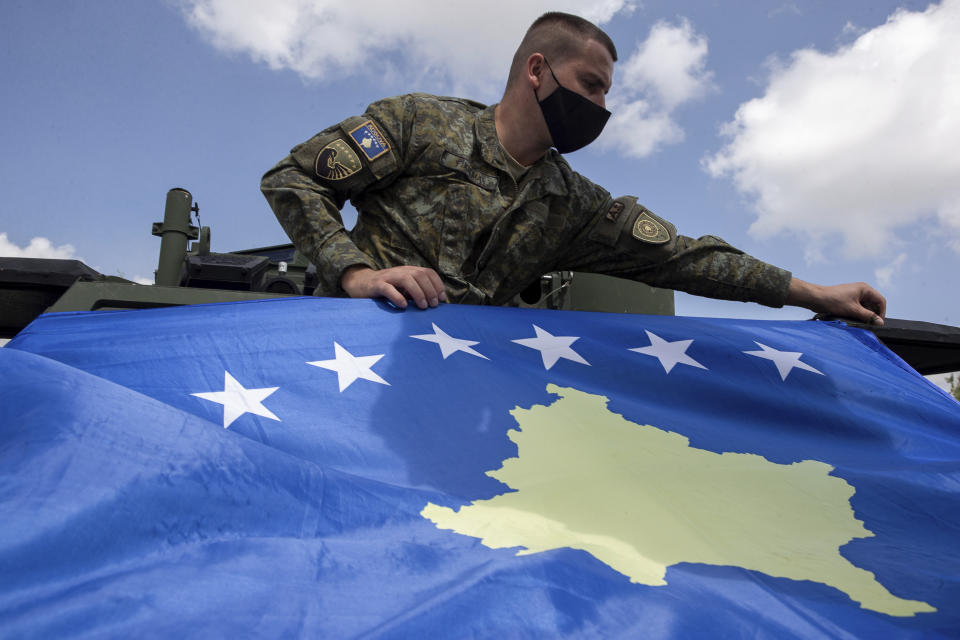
[476,104,508,171]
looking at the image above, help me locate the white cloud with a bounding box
[599,97,684,159]
[178,2,718,160]
[874,252,906,287]
[178,0,634,99]
[704,0,960,260]
[621,18,713,110]
[0,232,78,260]
[597,19,714,159]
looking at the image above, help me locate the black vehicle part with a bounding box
[0,258,104,338]
[817,315,960,375]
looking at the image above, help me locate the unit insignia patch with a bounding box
[315,139,362,181]
[632,211,670,244]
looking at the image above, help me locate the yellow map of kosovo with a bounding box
[421,385,933,617]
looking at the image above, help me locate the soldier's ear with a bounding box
[527,53,545,91]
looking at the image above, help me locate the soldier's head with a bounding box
[505,12,617,154]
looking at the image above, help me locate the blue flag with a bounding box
[2,298,958,638]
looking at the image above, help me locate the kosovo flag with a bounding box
[2,298,958,638]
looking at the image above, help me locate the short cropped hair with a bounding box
[507,12,618,89]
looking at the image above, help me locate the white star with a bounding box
[512,325,590,370]
[744,341,824,381]
[629,330,707,374]
[410,323,488,360]
[191,371,280,429]
[307,342,389,392]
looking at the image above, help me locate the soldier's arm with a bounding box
[261,98,444,307]
[261,147,375,294]
[561,195,885,323]
[560,195,791,307]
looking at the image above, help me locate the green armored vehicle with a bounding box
[2,188,959,376]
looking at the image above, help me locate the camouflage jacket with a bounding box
[261,93,791,307]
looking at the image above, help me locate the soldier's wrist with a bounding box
[340,264,375,296]
[785,278,824,312]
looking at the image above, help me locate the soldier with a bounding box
[261,12,886,325]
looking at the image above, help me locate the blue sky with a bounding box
[2,0,958,330]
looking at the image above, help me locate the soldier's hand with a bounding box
[787,278,887,326]
[341,265,447,310]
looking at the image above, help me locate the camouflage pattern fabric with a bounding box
[261,93,791,307]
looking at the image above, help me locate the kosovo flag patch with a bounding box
[349,121,390,161]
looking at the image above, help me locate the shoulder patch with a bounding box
[632,211,670,244]
[349,120,390,161]
[315,139,362,180]
[605,201,625,223]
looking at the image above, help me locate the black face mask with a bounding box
[535,58,611,154]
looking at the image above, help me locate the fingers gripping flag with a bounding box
[2,298,958,638]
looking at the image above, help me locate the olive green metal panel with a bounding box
[516,271,674,315]
[48,275,672,318]
[565,272,674,315]
[46,281,301,314]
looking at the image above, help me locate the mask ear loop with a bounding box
[533,56,561,102]
[542,58,562,86]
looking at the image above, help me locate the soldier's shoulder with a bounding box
[367,93,486,117]
[543,149,593,187]
[432,94,488,110]
[542,149,610,207]
[408,93,487,111]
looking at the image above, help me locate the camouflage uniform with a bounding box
[261,93,791,307]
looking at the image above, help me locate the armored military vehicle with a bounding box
[2,188,959,376]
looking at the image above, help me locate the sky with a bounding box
[2,0,958,336]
